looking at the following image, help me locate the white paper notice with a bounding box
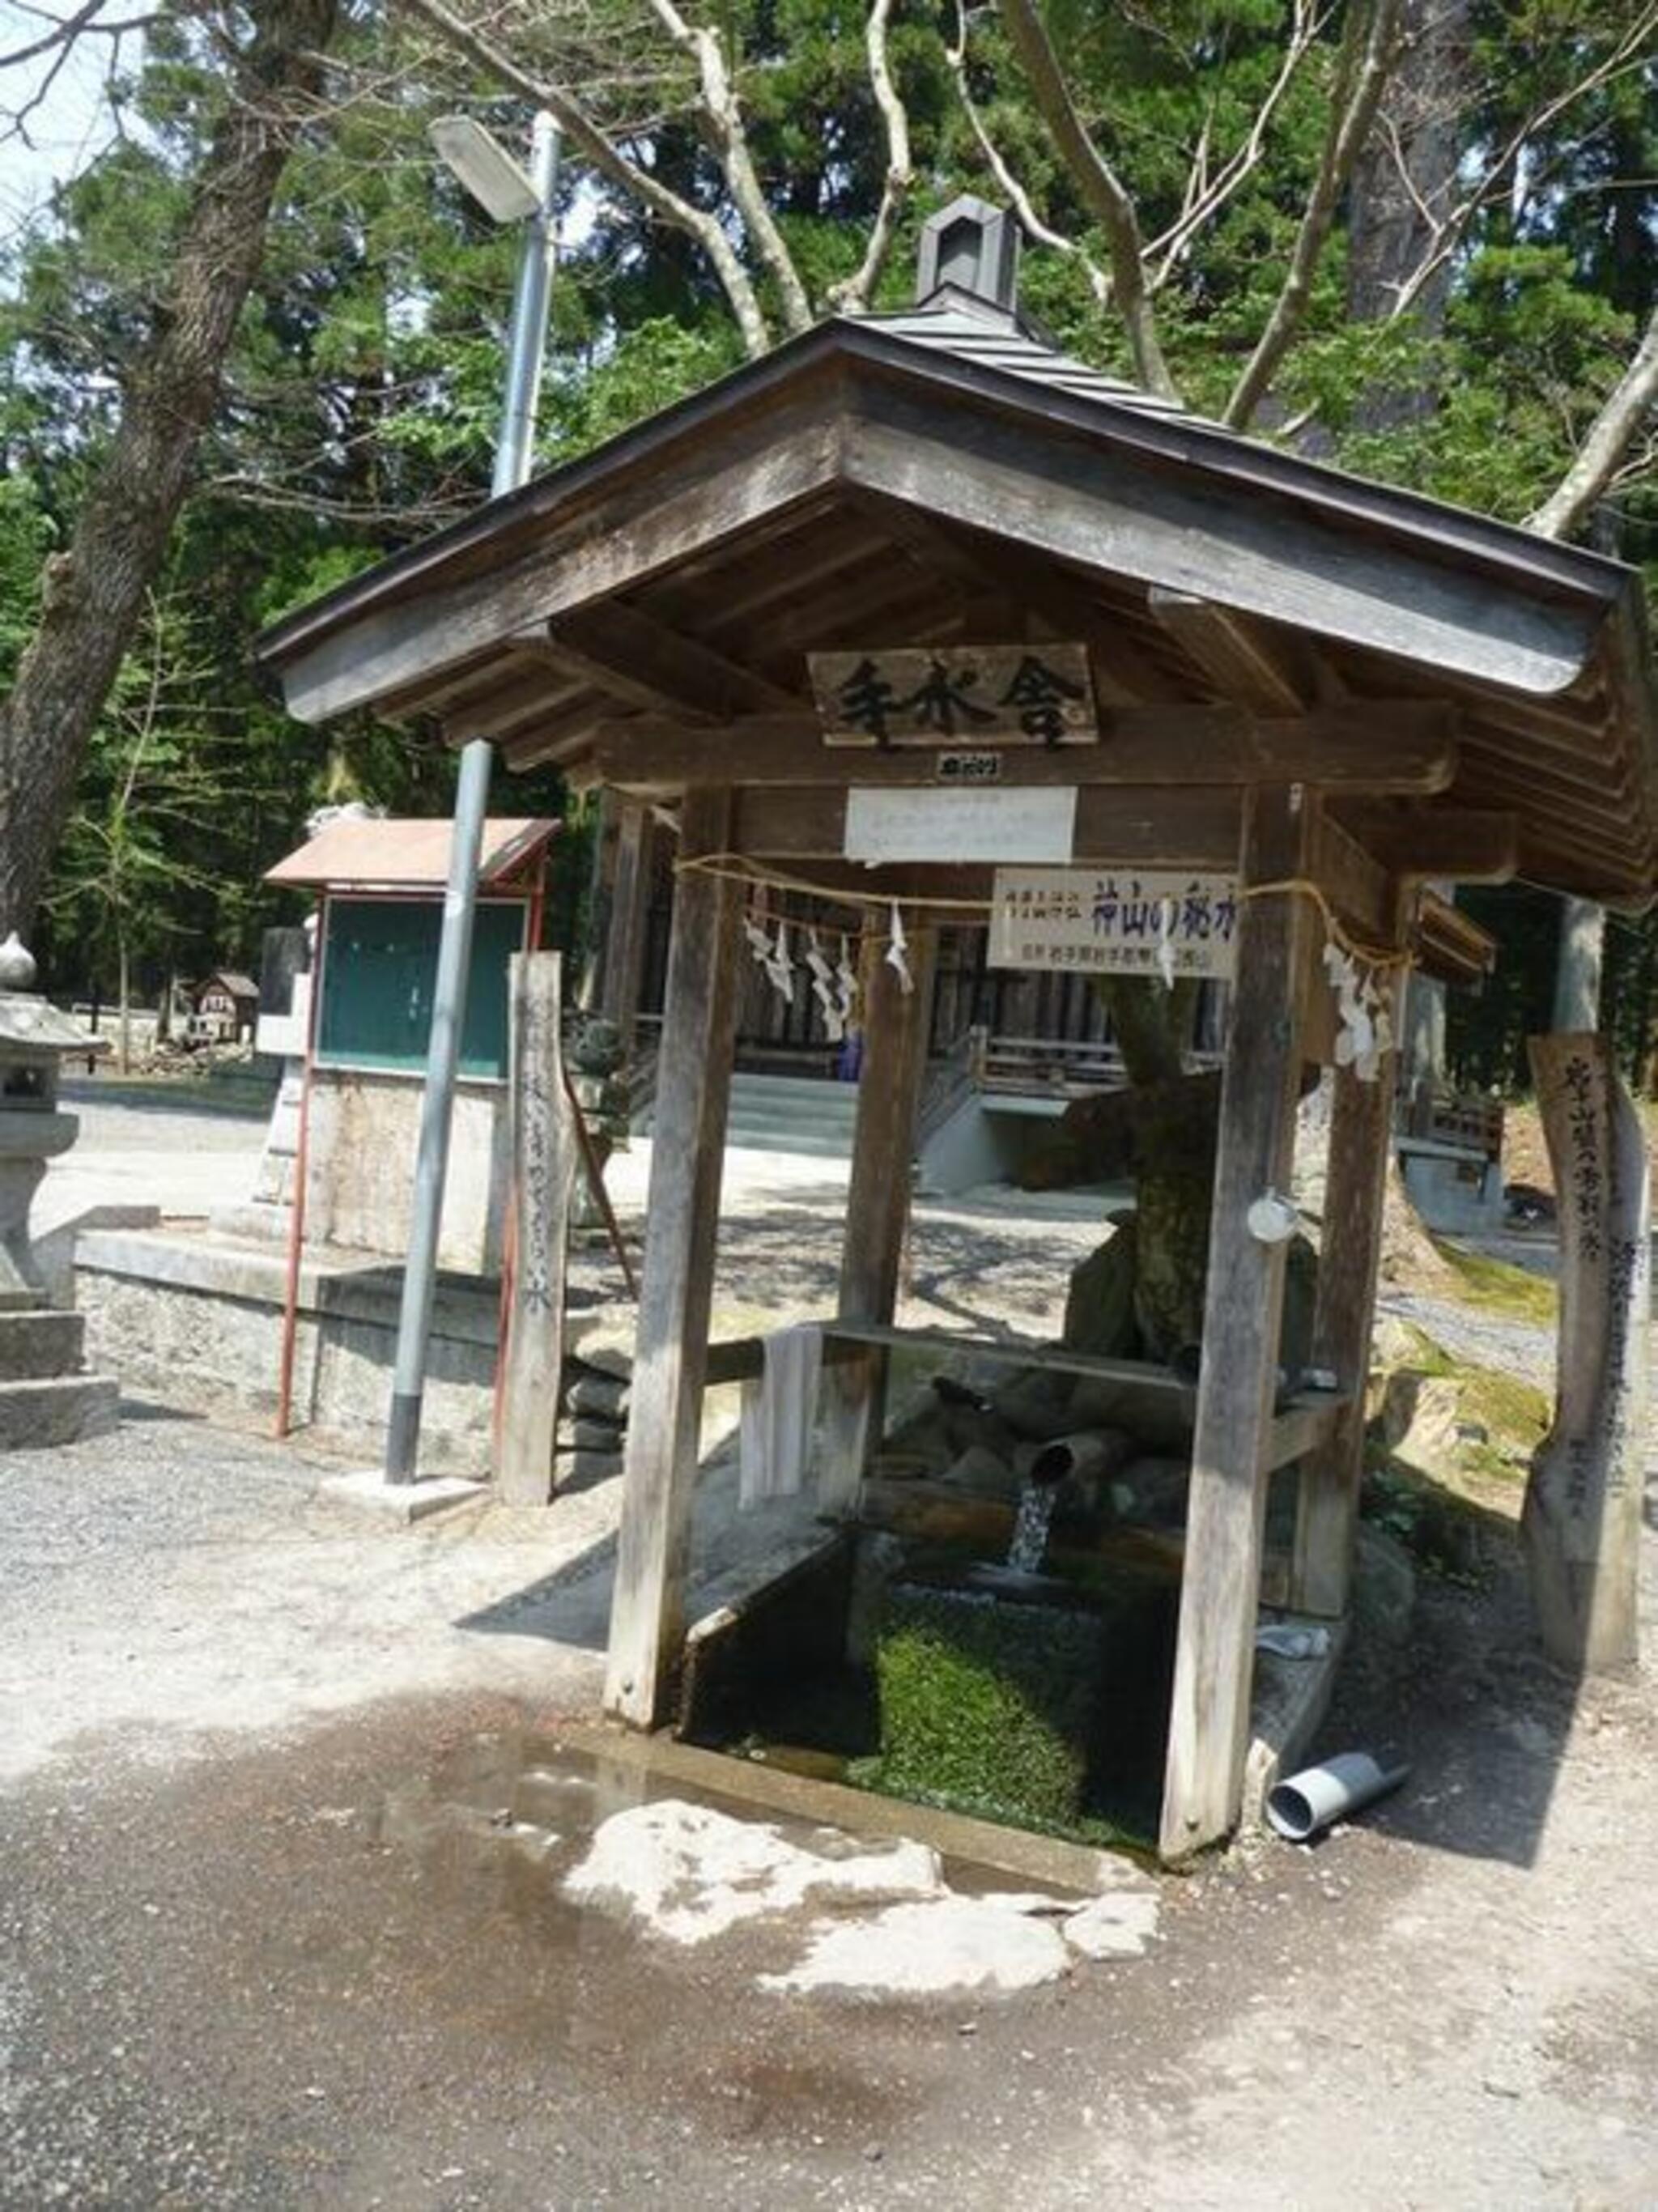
[844,787,1078,866]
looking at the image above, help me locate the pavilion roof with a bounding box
[258,293,1658,908]
[264,815,557,893]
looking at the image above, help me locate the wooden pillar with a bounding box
[603,788,741,1727]
[599,798,653,1059]
[496,951,576,1504]
[817,920,937,1513]
[1160,785,1318,1862]
[1290,1054,1395,1614]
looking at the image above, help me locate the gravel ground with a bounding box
[1378,1291,1556,1393]
[6,1099,1657,2205]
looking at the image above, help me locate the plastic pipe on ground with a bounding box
[1265,1752,1409,1841]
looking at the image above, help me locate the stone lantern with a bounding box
[0,934,117,1444]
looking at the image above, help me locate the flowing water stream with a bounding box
[1005,1478,1058,1575]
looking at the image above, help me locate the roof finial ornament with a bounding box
[915,194,1019,315]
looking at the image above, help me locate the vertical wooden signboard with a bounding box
[496,951,575,1504]
[1525,1032,1649,1672]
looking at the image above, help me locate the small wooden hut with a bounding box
[259,201,1658,1858]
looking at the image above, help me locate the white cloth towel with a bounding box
[738,1324,824,1508]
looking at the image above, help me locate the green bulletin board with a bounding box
[316,896,527,1081]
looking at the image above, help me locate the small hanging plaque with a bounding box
[810,644,1096,748]
[989,867,1241,976]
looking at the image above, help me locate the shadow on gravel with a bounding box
[459,1534,618,1652]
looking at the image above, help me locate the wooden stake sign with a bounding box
[1524,1032,1649,1672]
[810,644,1096,747]
[496,951,576,1505]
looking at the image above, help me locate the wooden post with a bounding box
[817,919,937,1513]
[603,788,741,1727]
[1523,1032,1649,1672]
[495,951,576,1504]
[1160,785,1318,1862]
[1290,1055,1395,1614]
[600,798,653,1059]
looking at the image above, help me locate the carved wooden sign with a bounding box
[988,868,1241,976]
[496,951,576,1505]
[1524,1032,1649,1672]
[810,644,1097,747]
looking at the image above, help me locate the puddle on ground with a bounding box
[369,1727,1160,2004]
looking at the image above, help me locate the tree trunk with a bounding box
[1345,0,1472,426]
[0,0,337,939]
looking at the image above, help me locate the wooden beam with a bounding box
[842,396,1595,696]
[844,490,1178,707]
[817,924,938,1512]
[1147,589,1315,713]
[1161,783,1320,1863]
[495,953,576,1505]
[1312,807,1393,943]
[517,599,800,721]
[440,668,568,744]
[277,419,843,723]
[593,700,1457,797]
[598,800,655,1057]
[1290,1055,1397,1617]
[1336,806,1520,883]
[733,785,1244,869]
[603,786,742,1729]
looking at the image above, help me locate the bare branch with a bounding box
[828,0,913,314]
[994,0,1178,399]
[1223,0,1403,429]
[1389,9,1658,323]
[394,0,776,358]
[1526,304,1658,542]
[1142,0,1324,289]
[945,0,1108,308]
[641,0,812,331]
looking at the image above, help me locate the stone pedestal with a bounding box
[0,942,120,1448]
[0,1110,78,1302]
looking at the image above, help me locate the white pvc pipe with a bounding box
[1266,1752,1409,1842]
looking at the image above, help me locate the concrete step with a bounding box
[640,1073,862,1158]
[0,1374,119,1451]
[729,1073,861,1108]
[0,1308,86,1380]
[725,1128,856,1159]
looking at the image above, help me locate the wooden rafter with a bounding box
[1146,588,1319,713]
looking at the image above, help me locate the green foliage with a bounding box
[6,0,1658,1032]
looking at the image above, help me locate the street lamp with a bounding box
[384,110,559,1487]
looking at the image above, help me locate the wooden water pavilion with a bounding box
[260,200,1658,1859]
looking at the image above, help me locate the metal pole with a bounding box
[493,113,559,498]
[385,113,559,1484]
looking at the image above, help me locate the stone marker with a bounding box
[1524,1032,1649,1672]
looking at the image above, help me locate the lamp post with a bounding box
[384,111,559,1487]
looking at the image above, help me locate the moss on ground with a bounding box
[1433,1241,1558,1325]
[1363,1317,1553,1580]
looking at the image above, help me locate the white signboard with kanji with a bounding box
[988,868,1241,976]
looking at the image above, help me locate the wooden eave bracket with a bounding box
[1146,588,1320,714]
